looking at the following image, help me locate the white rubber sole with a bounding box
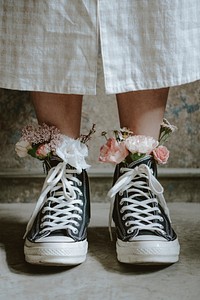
[24,239,88,266]
[116,238,180,264]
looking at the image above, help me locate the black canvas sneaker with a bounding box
[24,157,90,266]
[108,155,180,264]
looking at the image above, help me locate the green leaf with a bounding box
[27,146,38,158]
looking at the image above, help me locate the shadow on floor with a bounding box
[0,218,77,275]
[0,217,169,276]
[1,218,199,276]
[87,227,171,275]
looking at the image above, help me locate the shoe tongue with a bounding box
[44,156,62,171]
[128,155,157,177]
[44,156,76,172]
[40,200,76,239]
[125,155,156,200]
[119,155,161,240]
[126,156,159,237]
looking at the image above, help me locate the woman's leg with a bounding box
[24,92,90,266]
[112,88,180,264]
[31,92,83,138]
[116,88,169,140]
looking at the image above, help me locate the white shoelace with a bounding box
[24,162,83,239]
[108,164,171,240]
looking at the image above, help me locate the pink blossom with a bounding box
[36,144,51,159]
[21,123,61,147]
[153,145,170,165]
[125,135,158,154]
[99,138,129,164]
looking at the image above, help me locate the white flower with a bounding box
[56,135,90,172]
[161,118,178,133]
[15,140,32,157]
[125,135,158,154]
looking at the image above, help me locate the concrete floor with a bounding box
[0,203,199,300]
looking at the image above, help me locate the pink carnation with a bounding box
[36,144,51,159]
[153,145,170,165]
[99,138,129,164]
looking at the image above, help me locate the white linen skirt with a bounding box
[0,0,200,95]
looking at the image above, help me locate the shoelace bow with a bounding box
[24,161,83,239]
[108,164,171,240]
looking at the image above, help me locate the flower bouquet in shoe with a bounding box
[99,120,180,265]
[15,123,96,172]
[99,118,177,166]
[15,123,95,266]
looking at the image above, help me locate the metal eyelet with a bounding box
[122,215,126,221]
[73,228,78,234]
[127,228,133,234]
[120,208,124,214]
[125,221,130,227]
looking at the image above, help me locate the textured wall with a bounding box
[0,59,199,172]
[0,60,200,204]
